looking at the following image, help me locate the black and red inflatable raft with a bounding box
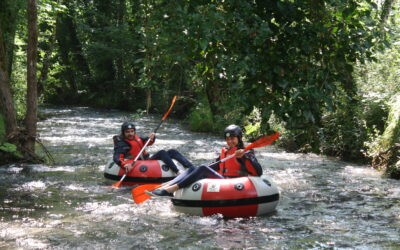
[171,175,279,217]
[104,160,179,186]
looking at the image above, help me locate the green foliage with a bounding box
[353,11,400,176]
[1,114,29,162]
[0,141,23,159]
[10,40,28,120]
[243,108,268,142]
[386,161,400,179]
[319,96,369,161]
[130,109,147,120]
[0,0,25,45]
[33,0,384,125]
[365,96,400,173]
[0,142,17,153]
[188,98,214,133]
[1,0,26,121]
[361,98,389,134]
[4,0,400,176]
[379,96,400,151]
[244,123,261,141]
[355,43,400,101]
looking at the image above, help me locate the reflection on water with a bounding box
[0,106,399,249]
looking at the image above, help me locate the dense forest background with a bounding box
[0,0,399,178]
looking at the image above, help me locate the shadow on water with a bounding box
[0,106,399,249]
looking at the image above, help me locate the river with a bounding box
[0,106,399,249]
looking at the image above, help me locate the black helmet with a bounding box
[121,122,136,133]
[224,124,242,138]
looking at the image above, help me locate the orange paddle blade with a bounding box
[161,96,177,120]
[132,184,161,196]
[109,173,127,189]
[131,184,161,204]
[133,192,151,204]
[245,132,280,151]
[111,180,123,188]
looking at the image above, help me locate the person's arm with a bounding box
[113,140,131,167]
[208,156,221,171]
[140,134,156,146]
[242,149,263,176]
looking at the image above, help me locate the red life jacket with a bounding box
[119,135,148,166]
[218,147,242,177]
[218,147,259,177]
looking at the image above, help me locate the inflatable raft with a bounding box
[171,175,279,217]
[104,160,179,185]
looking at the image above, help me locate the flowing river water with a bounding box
[0,106,399,249]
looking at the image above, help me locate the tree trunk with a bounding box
[25,0,38,155]
[146,89,152,114]
[0,23,18,139]
[0,0,22,80]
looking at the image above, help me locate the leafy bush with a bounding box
[0,139,24,163]
[319,97,369,162]
[188,100,215,132]
[386,160,400,179]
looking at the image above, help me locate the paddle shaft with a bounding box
[208,132,279,166]
[205,149,249,167]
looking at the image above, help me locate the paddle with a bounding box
[131,131,280,203]
[132,183,162,203]
[110,96,177,188]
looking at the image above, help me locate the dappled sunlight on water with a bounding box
[342,164,383,178]
[14,181,47,191]
[1,106,399,249]
[154,138,187,145]
[29,165,78,172]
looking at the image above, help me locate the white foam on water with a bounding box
[341,165,382,179]
[0,225,26,239]
[76,201,110,213]
[16,237,48,249]
[150,138,187,146]
[30,165,77,172]
[386,187,400,199]
[41,135,108,144]
[188,152,217,161]
[15,181,47,191]
[0,165,23,173]
[64,184,87,191]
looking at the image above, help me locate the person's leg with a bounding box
[166,165,196,186]
[167,149,194,169]
[154,165,223,195]
[150,150,179,173]
[149,166,224,197]
[177,165,223,188]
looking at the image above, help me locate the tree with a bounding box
[0,0,41,161]
[0,10,19,142]
[25,0,39,155]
